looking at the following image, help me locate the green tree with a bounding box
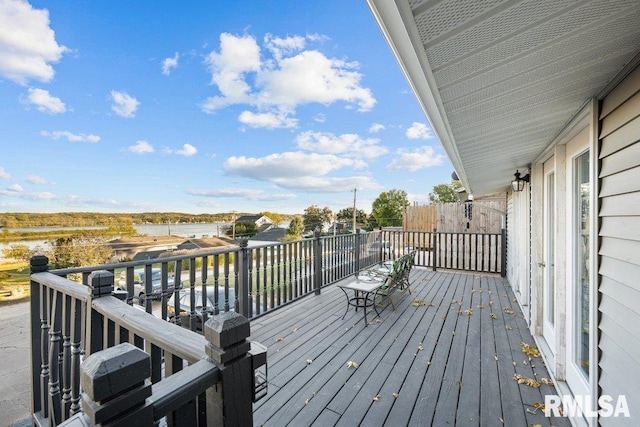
[335,208,368,226]
[285,216,304,240]
[48,232,113,269]
[371,189,409,227]
[227,222,258,237]
[428,180,462,204]
[260,211,284,226]
[303,205,333,232]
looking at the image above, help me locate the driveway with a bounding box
[0,300,31,425]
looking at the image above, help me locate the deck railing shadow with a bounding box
[29,229,505,425]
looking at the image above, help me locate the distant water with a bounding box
[0,223,231,260]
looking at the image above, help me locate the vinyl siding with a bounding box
[598,65,640,426]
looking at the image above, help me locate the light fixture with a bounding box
[511,170,530,192]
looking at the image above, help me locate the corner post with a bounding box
[239,239,250,317]
[204,312,253,426]
[501,228,507,277]
[313,230,322,295]
[354,232,361,273]
[80,342,153,425]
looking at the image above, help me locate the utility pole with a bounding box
[352,188,357,234]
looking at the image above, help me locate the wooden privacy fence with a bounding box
[404,200,506,234]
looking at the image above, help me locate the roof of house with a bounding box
[178,237,238,249]
[235,215,272,223]
[250,227,287,242]
[366,0,640,197]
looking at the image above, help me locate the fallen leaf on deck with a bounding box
[503,308,515,315]
[513,373,540,388]
[505,324,513,330]
[490,312,498,320]
[373,394,381,401]
[477,304,484,309]
[292,327,298,333]
[306,359,313,365]
[428,301,435,307]
[498,417,504,424]
[459,309,473,315]
[413,299,426,307]
[426,361,432,366]
[540,378,554,386]
[392,392,399,399]
[488,301,494,307]
[275,337,284,342]
[346,360,359,369]
[418,343,424,351]
[494,354,498,361]
[520,342,540,358]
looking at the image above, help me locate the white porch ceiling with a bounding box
[367,0,640,196]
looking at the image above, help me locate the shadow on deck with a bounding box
[249,267,569,426]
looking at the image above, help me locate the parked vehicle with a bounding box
[368,241,394,256]
[168,287,236,331]
[117,268,175,305]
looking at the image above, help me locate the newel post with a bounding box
[85,271,114,356]
[313,230,322,295]
[204,312,254,426]
[79,342,153,425]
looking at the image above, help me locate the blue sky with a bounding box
[0,0,453,215]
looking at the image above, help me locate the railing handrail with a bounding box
[91,294,208,363]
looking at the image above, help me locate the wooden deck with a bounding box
[249,268,570,426]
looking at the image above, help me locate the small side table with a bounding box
[338,278,384,326]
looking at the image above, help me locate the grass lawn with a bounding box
[0,260,30,303]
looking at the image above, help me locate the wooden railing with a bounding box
[30,259,264,426]
[28,229,506,425]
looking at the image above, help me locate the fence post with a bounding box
[85,271,114,356]
[204,312,254,426]
[79,342,153,425]
[500,228,507,277]
[432,228,438,271]
[313,230,322,295]
[239,239,250,317]
[354,232,361,273]
[30,255,49,419]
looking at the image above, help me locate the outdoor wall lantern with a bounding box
[511,170,530,192]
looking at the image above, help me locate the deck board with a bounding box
[250,268,571,427]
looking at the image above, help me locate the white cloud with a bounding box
[369,123,385,133]
[110,90,139,118]
[238,110,297,129]
[386,146,445,171]
[187,187,296,201]
[27,174,47,184]
[162,52,179,75]
[201,33,376,125]
[224,151,354,180]
[24,88,66,114]
[223,151,381,193]
[295,131,387,159]
[0,166,9,180]
[176,143,197,156]
[128,140,154,154]
[0,0,67,84]
[6,183,23,192]
[406,122,434,140]
[40,130,100,143]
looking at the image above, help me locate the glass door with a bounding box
[543,160,555,352]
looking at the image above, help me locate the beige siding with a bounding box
[598,65,640,425]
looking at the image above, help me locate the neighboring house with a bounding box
[368,1,640,425]
[234,215,273,229]
[108,236,184,262]
[176,237,239,252]
[249,227,288,242]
